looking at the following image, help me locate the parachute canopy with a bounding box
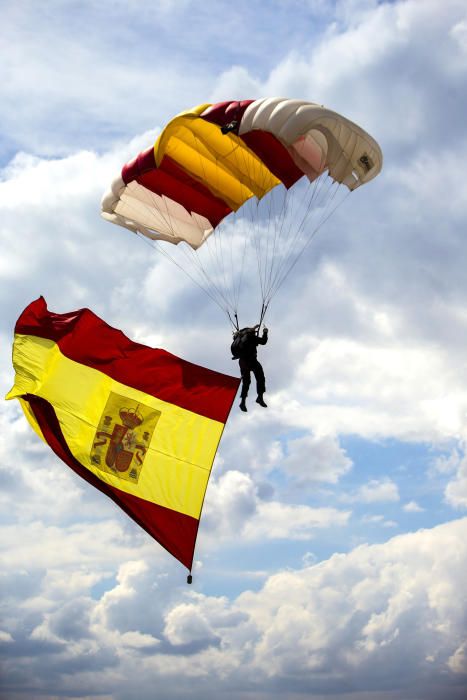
[102,98,382,250]
[102,98,382,327]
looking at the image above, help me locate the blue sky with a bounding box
[1,1,467,699]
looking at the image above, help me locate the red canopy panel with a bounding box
[201,100,303,189]
[122,149,231,229]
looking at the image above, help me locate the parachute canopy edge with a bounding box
[101,175,214,249]
[100,97,383,249]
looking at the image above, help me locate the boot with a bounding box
[240,399,247,412]
[256,395,267,407]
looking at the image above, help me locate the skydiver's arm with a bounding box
[257,328,268,345]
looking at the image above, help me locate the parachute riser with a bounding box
[257,301,269,334]
[227,310,240,331]
[229,303,268,336]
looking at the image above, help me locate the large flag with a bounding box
[6,298,240,572]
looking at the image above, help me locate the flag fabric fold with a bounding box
[6,297,240,570]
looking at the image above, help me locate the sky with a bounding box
[1,0,467,698]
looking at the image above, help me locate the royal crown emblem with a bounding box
[119,407,143,429]
[90,392,161,484]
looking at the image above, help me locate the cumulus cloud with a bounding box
[202,470,351,543]
[164,603,219,647]
[423,444,467,510]
[344,478,400,504]
[3,518,467,699]
[445,452,467,509]
[199,518,467,697]
[432,449,462,475]
[280,433,353,485]
[0,630,14,643]
[272,329,467,442]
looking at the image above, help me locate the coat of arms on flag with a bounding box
[91,392,161,484]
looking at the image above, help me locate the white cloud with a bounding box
[345,478,400,503]
[361,513,398,527]
[449,639,467,674]
[445,452,467,509]
[233,518,467,689]
[271,328,467,442]
[432,449,462,475]
[302,550,318,567]
[94,560,148,613]
[451,19,467,55]
[404,500,425,513]
[0,519,151,574]
[202,470,351,542]
[280,433,353,485]
[163,593,246,649]
[164,602,218,646]
[244,500,351,540]
[4,518,464,698]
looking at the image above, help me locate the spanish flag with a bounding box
[6,298,239,572]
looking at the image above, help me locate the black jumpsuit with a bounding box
[237,328,268,400]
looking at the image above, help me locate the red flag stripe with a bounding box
[15,298,240,424]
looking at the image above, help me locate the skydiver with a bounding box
[231,324,269,412]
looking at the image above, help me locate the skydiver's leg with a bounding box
[239,359,251,412]
[239,360,251,398]
[253,361,267,407]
